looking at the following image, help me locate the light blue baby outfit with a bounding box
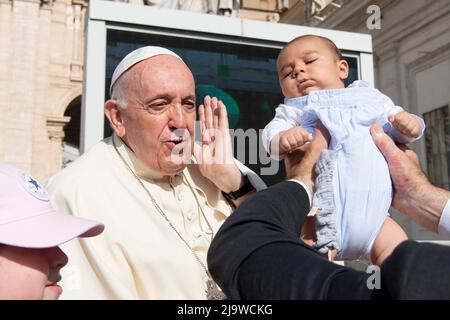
[262,81,425,260]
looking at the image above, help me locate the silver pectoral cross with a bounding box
[206,279,227,300]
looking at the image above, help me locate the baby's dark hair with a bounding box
[281,34,344,61]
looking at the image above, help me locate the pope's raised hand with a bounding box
[194,96,243,193]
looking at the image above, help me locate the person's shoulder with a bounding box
[347,80,371,88]
[47,137,114,190]
[372,88,395,105]
[282,96,309,109]
[347,80,394,103]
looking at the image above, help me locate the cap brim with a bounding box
[0,210,104,248]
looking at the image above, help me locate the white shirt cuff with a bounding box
[288,179,312,206]
[438,199,450,238]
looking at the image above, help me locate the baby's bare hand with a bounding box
[279,127,312,154]
[389,112,421,138]
[300,217,317,247]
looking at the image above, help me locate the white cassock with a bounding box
[47,134,266,299]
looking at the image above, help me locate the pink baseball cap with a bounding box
[0,164,104,248]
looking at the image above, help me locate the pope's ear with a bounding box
[104,100,126,138]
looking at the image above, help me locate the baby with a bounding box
[262,35,425,265]
[0,164,104,299]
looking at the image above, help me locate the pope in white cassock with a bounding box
[47,47,266,299]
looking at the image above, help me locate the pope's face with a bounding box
[120,56,196,175]
[0,246,68,300]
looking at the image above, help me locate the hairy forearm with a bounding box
[397,181,450,232]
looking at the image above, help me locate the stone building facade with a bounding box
[0,0,86,181]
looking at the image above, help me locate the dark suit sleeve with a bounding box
[207,181,378,299]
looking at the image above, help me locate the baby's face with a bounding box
[277,37,348,98]
[0,245,68,300]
